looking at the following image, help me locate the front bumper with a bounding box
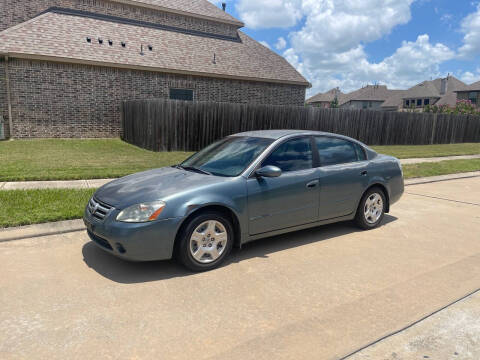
[83,207,183,262]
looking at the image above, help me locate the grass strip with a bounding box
[0,189,96,228]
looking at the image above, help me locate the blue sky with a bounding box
[210,0,480,96]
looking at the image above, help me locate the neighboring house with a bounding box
[0,0,309,139]
[382,76,466,111]
[339,85,397,110]
[455,81,480,107]
[305,88,344,108]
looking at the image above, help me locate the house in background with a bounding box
[307,76,469,112]
[306,88,344,108]
[339,85,400,110]
[0,0,309,139]
[455,81,480,106]
[393,76,466,111]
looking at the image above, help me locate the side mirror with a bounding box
[256,165,282,178]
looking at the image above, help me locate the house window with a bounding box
[362,101,368,109]
[170,88,194,101]
[424,98,430,106]
[417,99,422,107]
[469,92,477,105]
[405,100,410,107]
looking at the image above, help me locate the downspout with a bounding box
[4,55,13,139]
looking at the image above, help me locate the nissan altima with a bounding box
[84,130,404,271]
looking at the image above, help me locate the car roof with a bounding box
[231,129,348,140]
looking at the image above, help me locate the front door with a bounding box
[247,137,320,235]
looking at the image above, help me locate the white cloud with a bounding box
[275,37,287,50]
[460,68,480,84]
[235,0,303,29]
[259,40,271,49]
[300,35,454,95]
[458,4,480,58]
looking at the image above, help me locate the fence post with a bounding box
[430,113,437,145]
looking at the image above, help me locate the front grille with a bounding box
[88,197,114,221]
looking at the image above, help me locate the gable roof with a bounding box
[112,0,244,26]
[456,80,480,92]
[401,76,466,107]
[340,85,394,105]
[0,11,309,87]
[306,88,344,104]
[380,90,408,109]
[401,81,440,99]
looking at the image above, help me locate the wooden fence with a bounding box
[122,99,480,152]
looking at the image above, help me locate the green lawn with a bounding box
[0,139,479,182]
[0,139,192,182]
[371,143,480,159]
[0,189,96,228]
[403,159,480,179]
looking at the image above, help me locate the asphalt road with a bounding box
[1,177,479,360]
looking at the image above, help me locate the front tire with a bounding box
[355,187,386,230]
[177,212,234,272]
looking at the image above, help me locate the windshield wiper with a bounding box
[175,165,211,175]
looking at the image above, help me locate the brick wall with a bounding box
[0,59,8,139]
[0,0,238,38]
[8,59,306,138]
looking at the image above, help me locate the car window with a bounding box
[354,143,367,161]
[262,137,313,172]
[316,136,360,166]
[182,136,273,177]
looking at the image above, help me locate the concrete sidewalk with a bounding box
[0,154,479,191]
[1,170,480,190]
[400,153,480,164]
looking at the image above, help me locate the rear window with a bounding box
[316,137,360,166]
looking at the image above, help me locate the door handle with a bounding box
[306,180,319,189]
[360,171,368,176]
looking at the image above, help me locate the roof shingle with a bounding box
[113,0,243,26]
[306,88,344,104]
[0,12,308,86]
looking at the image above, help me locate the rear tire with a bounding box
[177,211,234,272]
[355,187,386,230]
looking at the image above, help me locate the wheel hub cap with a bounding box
[364,193,383,224]
[189,220,228,264]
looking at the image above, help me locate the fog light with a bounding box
[115,243,126,254]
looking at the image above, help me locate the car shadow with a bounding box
[82,215,398,284]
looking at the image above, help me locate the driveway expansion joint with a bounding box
[340,288,480,360]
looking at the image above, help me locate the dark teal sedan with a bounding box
[84,130,404,271]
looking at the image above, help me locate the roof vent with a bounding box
[213,53,216,64]
[148,45,153,51]
[121,41,126,48]
[86,37,91,43]
[98,38,103,44]
[108,40,113,46]
[222,2,226,11]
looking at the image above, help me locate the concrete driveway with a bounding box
[1,177,479,360]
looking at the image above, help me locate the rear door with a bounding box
[247,137,320,235]
[315,136,370,220]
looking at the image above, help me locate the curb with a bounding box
[0,219,86,243]
[404,171,480,186]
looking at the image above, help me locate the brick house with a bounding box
[0,0,309,139]
[455,81,480,107]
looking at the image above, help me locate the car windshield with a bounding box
[181,136,273,177]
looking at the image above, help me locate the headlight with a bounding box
[116,201,166,223]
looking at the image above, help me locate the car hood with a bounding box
[94,167,227,208]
